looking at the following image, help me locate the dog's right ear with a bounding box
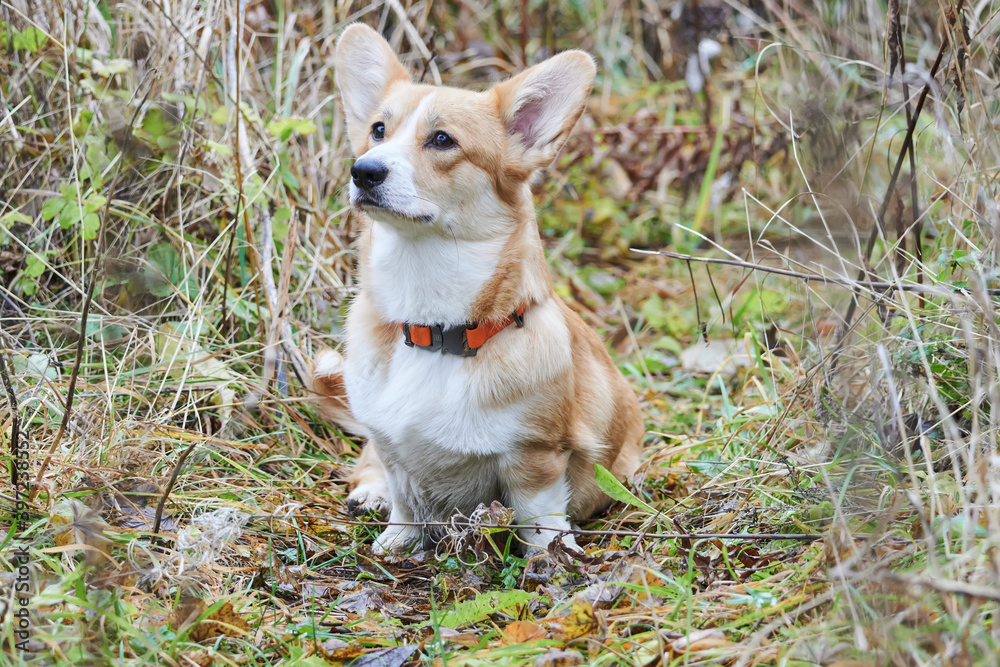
[334,24,410,155]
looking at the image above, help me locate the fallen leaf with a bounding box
[336,587,385,614]
[679,339,751,376]
[346,645,418,667]
[51,500,112,564]
[670,629,732,652]
[436,627,480,647]
[170,598,250,642]
[436,590,535,628]
[534,648,584,667]
[320,638,348,653]
[535,648,583,667]
[503,620,547,644]
[177,650,214,667]
[170,596,206,631]
[320,639,367,661]
[557,598,598,641]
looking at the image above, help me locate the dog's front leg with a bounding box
[346,442,392,519]
[371,475,422,556]
[509,474,579,553]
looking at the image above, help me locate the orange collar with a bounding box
[399,306,526,357]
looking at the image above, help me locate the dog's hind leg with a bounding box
[309,348,368,436]
[346,442,392,519]
[509,472,579,553]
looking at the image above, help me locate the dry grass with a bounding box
[1,0,1000,665]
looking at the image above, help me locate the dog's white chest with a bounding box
[345,345,525,457]
[368,223,504,326]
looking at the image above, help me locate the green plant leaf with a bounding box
[12,353,58,380]
[41,198,66,221]
[1,210,32,227]
[85,194,106,213]
[433,590,535,629]
[210,106,229,125]
[146,241,196,298]
[58,202,81,229]
[594,463,655,513]
[10,26,47,53]
[25,254,46,277]
[85,318,129,342]
[82,212,100,239]
[266,117,316,142]
[141,106,171,139]
[273,207,291,241]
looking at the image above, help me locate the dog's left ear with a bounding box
[335,24,411,155]
[492,51,596,171]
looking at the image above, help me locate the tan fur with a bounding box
[311,24,645,553]
[347,443,387,494]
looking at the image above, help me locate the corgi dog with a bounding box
[311,23,643,556]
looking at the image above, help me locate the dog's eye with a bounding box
[371,122,386,141]
[429,131,455,149]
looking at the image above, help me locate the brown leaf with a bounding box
[823,525,858,565]
[437,627,480,647]
[670,629,732,653]
[192,602,250,642]
[320,639,367,661]
[503,620,547,644]
[177,650,214,667]
[171,597,250,642]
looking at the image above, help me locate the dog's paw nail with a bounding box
[346,495,391,520]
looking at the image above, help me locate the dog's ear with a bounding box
[493,51,595,172]
[334,24,410,155]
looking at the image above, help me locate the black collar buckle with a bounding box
[402,323,477,357]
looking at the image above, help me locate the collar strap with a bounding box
[400,306,526,357]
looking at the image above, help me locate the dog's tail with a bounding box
[308,348,369,437]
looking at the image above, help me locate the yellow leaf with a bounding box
[558,599,597,641]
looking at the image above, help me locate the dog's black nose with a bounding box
[351,161,389,189]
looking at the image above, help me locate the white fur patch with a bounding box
[347,346,528,459]
[509,474,577,550]
[368,221,505,326]
[313,348,345,378]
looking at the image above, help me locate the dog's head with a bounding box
[334,24,594,240]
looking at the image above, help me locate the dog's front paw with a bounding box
[346,482,391,520]
[372,524,422,556]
